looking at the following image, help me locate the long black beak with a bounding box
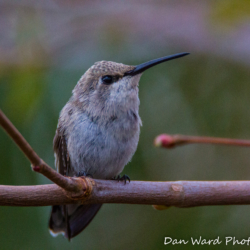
[124,52,190,76]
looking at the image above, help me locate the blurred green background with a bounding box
[1,1,250,249]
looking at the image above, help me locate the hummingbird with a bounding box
[49,52,189,240]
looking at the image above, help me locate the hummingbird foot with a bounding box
[112,174,130,184]
[76,171,93,178]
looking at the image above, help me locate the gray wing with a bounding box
[50,127,71,238]
[49,126,102,240]
[53,128,70,176]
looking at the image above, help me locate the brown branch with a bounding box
[1,109,250,209]
[154,134,250,148]
[0,109,85,195]
[1,179,250,207]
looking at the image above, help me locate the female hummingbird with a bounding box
[49,52,189,240]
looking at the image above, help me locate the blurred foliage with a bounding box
[212,0,250,25]
[1,1,250,250]
[1,68,45,123]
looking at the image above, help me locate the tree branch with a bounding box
[155,134,250,148]
[1,109,250,210]
[0,109,85,195]
[1,180,250,207]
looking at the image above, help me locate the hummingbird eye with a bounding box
[101,75,113,85]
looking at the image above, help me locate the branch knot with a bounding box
[65,177,94,201]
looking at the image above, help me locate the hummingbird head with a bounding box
[73,60,137,113]
[72,52,189,118]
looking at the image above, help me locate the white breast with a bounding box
[67,111,141,179]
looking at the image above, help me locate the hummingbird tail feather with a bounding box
[49,204,102,240]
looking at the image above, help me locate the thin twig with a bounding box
[0,109,85,195]
[1,180,250,207]
[155,134,250,148]
[2,109,250,209]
